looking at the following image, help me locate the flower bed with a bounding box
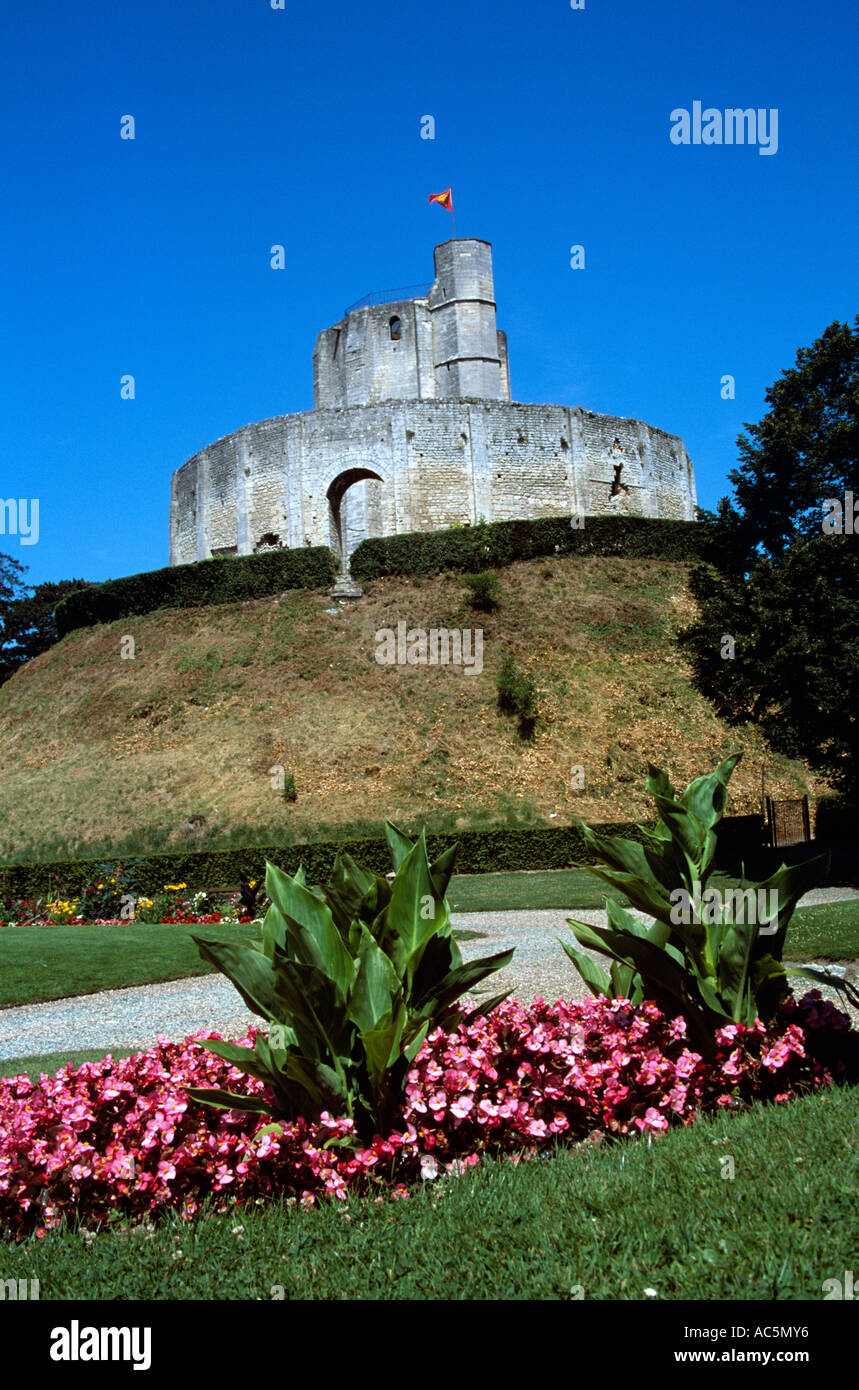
[0,991,852,1240]
[0,886,258,928]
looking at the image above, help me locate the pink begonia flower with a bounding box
[716,1024,740,1045]
[450,1095,474,1119]
[420,1154,439,1180]
[0,996,848,1237]
[635,1108,669,1133]
[721,1049,745,1080]
[674,1049,701,1079]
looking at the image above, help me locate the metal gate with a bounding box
[765,795,811,849]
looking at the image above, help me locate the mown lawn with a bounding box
[447,867,628,912]
[1,1083,856,1300]
[0,922,258,1009]
[0,1048,138,1080]
[0,883,856,1010]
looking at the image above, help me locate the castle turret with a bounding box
[427,239,509,400]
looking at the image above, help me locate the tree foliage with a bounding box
[0,558,90,685]
[680,319,859,797]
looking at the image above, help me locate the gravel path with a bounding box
[1,888,857,1064]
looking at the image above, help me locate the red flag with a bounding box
[428,188,453,212]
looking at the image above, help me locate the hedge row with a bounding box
[52,517,702,635]
[350,515,705,582]
[54,547,337,636]
[0,816,764,900]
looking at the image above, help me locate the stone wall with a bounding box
[169,399,696,567]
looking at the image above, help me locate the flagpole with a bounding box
[451,194,456,241]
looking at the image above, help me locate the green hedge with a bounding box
[0,816,764,901]
[0,824,648,899]
[350,515,704,582]
[54,547,337,636]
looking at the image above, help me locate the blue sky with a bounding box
[2,0,856,586]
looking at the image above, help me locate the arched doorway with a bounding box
[326,467,385,575]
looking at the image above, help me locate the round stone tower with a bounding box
[427,239,509,400]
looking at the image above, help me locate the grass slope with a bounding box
[2,1084,856,1300]
[0,556,827,864]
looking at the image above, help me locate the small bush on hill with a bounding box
[497,656,539,739]
[461,571,501,612]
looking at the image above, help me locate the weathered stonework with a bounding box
[169,239,697,568]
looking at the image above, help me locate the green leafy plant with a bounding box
[561,753,845,1056]
[188,823,514,1141]
[461,571,501,613]
[496,656,539,739]
[283,772,297,804]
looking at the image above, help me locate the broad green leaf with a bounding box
[646,763,677,802]
[680,753,743,830]
[282,1054,351,1113]
[650,794,707,868]
[186,1087,273,1115]
[403,1017,431,1062]
[412,948,514,1020]
[751,853,831,959]
[196,1038,279,1089]
[570,917,692,1006]
[191,936,279,1022]
[349,927,401,1035]
[561,940,612,998]
[325,852,380,933]
[384,833,448,986]
[361,1003,408,1084]
[261,902,287,961]
[408,929,460,1005]
[272,957,352,1062]
[384,819,415,871]
[428,843,458,902]
[716,920,757,1015]
[265,861,355,1000]
[791,965,859,1009]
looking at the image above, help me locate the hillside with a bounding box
[0,555,829,864]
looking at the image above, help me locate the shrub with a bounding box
[283,773,297,804]
[0,823,645,899]
[54,547,336,636]
[496,656,539,739]
[350,515,704,583]
[461,571,501,612]
[563,753,855,1057]
[188,823,513,1141]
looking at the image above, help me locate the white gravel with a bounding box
[1,890,856,1064]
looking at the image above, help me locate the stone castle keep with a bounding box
[169,239,697,569]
